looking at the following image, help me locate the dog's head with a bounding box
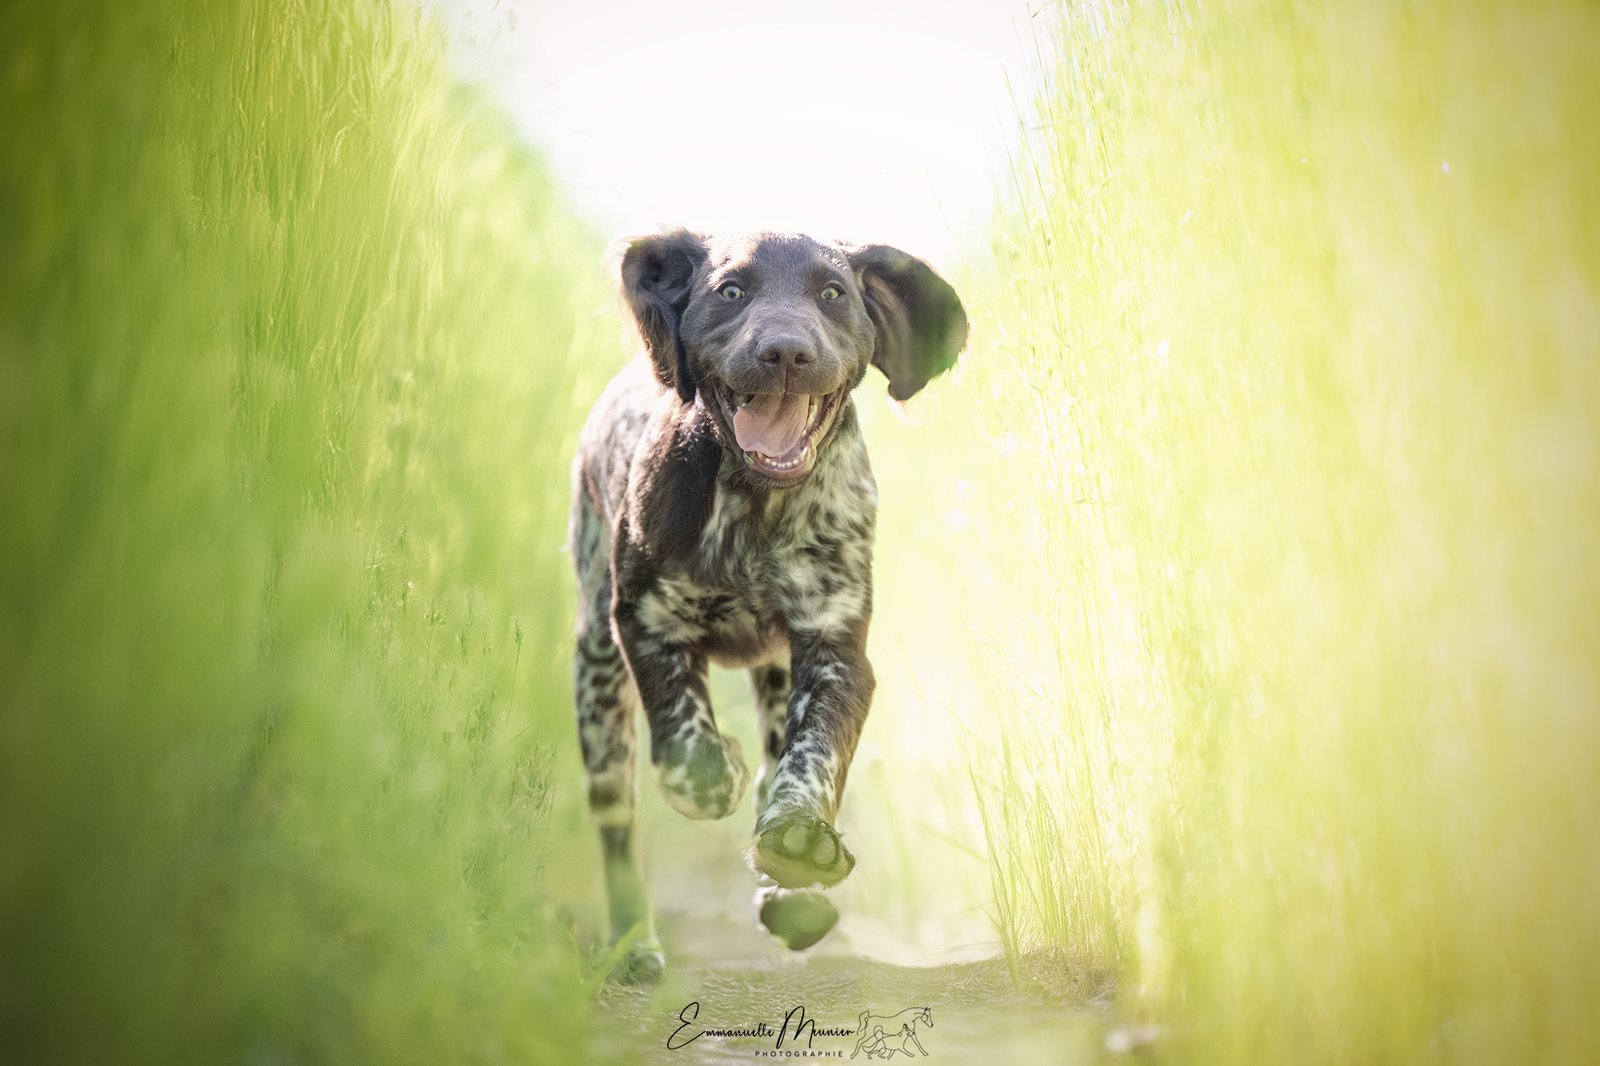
[617,230,967,487]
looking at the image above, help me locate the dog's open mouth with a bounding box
[710,382,843,484]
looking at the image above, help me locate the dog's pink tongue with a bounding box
[733,393,809,455]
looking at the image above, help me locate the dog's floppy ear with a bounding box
[618,229,709,404]
[847,244,968,401]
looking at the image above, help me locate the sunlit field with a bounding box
[5,0,1599,1063]
[865,0,1600,1062]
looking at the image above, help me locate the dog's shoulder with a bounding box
[576,360,663,522]
[577,360,720,569]
[624,406,722,568]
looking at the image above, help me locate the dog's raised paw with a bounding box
[657,731,749,820]
[757,886,839,951]
[748,811,856,888]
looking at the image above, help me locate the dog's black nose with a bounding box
[756,335,815,369]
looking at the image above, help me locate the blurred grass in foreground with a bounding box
[871,0,1599,1061]
[0,0,610,1060]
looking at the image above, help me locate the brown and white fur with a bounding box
[569,230,966,978]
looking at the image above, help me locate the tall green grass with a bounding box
[0,1,611,1060]
[871,0,1600,1060]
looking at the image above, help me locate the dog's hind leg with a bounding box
[749,659,839,951]
[750,660,790,808]
[572,495,662,982]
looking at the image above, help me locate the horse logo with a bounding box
[850,1006,932,1059]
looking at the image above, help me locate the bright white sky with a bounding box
[431,0,1048,266]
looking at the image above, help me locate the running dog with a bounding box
[569,230,967,978]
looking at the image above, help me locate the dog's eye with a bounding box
[819,282,843,302]
[718,282,745,301]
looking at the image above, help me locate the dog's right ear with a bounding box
[616,229,709,405]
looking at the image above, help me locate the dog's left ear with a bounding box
[618,229,709,404]
[847,244,969,401]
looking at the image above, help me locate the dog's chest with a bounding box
[633,569,773,667]
[633,455,876,666]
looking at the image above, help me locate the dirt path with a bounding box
[591,911,1121,1065]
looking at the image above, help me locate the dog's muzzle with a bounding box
[708,381,845,484]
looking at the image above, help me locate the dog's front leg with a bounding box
[612,595,750,821]
[749,627,874,889]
